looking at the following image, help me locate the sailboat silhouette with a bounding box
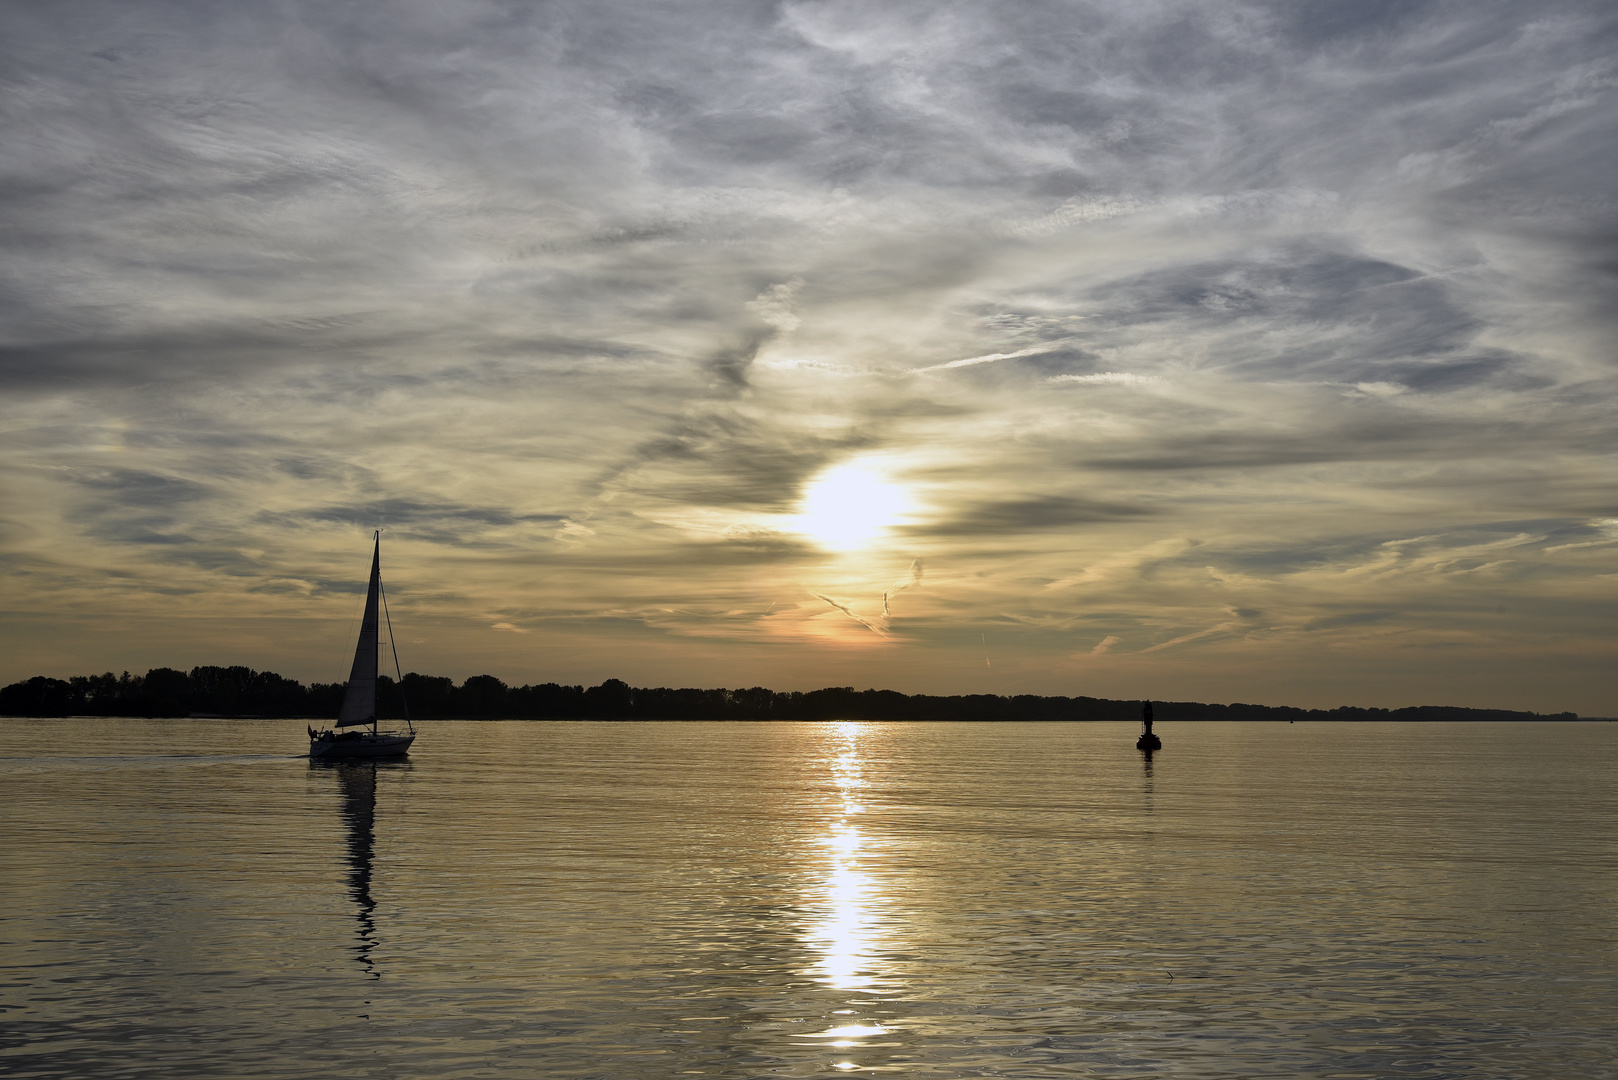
[310,532,416,759]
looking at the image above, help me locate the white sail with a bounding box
[335,534,381,728]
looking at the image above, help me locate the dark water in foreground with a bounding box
[1,719,1614,1079]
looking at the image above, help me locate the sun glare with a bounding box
[795,463,909,552]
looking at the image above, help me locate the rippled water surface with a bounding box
[2,719,1615,1078]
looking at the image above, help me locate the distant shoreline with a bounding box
[0,666,1585,723]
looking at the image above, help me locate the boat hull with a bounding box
[309,732,415,760]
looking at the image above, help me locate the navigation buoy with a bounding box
[1137,701,1161,751]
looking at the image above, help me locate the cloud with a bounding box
[910,341,1080,374]
[882,558,922,617]
[1048,372,1160,386]
[1,0,1615,712]
[811,591,884,636]
[915,496,1153,537]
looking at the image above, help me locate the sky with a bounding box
[2,0,1616,714]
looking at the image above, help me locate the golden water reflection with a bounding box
[800,722,899,1068]
[807,722,878,993]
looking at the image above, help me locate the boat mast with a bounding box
[370,530,381,737]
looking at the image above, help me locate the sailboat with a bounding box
[309,532,417,759]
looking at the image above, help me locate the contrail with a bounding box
[982,632,991,668]
[1140,622,1235,653]
[909,338,1080,375]
[882,558,924,617]
[813,592,884,635]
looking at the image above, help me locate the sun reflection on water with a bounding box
[800,721,897,1069]
[808,723,879,993]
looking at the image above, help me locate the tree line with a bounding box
[0,665,1580,722]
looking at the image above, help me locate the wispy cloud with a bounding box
[0,0,1614,712]
[882,558,923,617]
[911,341,1080,374]
[1048,372,1161,386]
[811,592,885,636]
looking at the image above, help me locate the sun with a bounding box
[794,463,910,552]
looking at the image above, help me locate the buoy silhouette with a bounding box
[1137,701,1161,751]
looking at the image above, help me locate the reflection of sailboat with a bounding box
[310,532,416,759]
[333,761,381,978]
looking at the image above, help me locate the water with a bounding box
[1,719,1614,1079]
